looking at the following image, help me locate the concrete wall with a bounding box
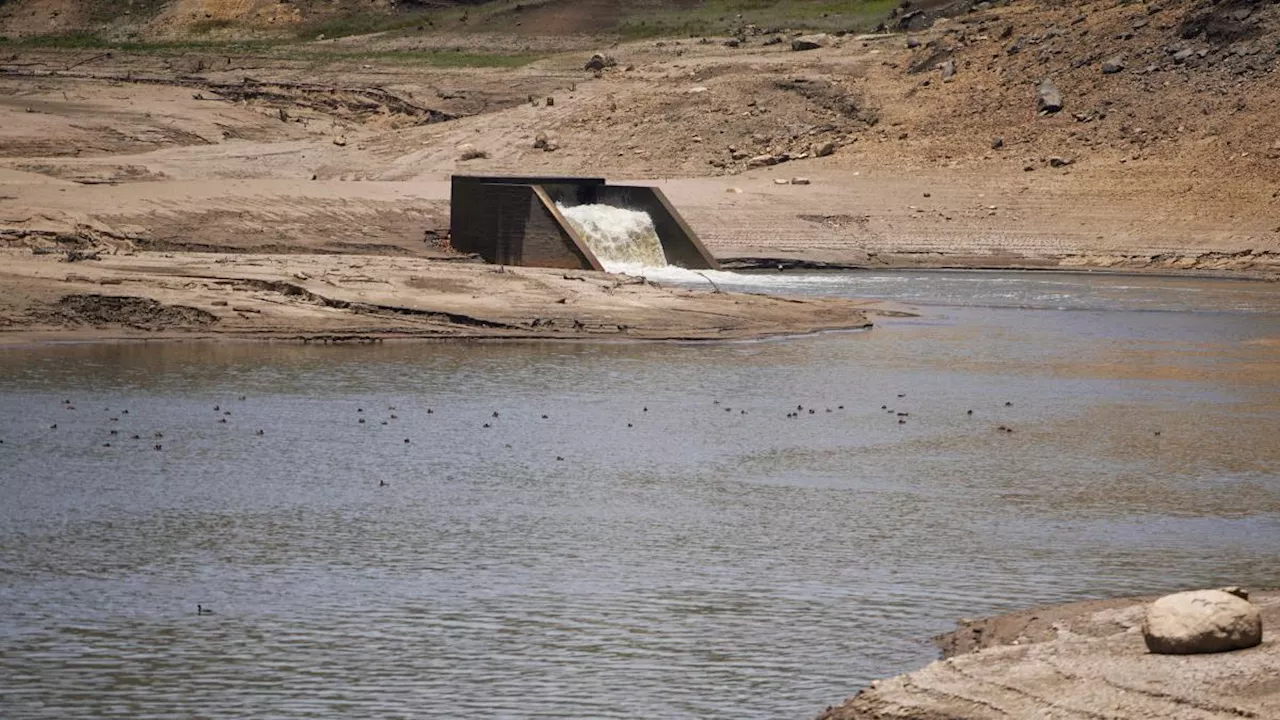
[449,175,717,272]
[450,176,602,270]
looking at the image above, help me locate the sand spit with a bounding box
[0,249,879,345]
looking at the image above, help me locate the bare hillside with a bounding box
[1,0,1277,276]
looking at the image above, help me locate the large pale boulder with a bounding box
[1142,589,1263,654]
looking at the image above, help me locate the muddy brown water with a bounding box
[2,271,1278,719]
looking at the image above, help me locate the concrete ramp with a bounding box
[449,175,719,271]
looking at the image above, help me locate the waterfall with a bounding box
[555,202,845,294]
[556,203,668,272]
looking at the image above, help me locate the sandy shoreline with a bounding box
[0,248,888,346]
[817,590,1280,720]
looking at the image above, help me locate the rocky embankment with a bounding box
[817,588,1279,719]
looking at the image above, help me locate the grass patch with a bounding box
[618,0,898,39]
[302,49,543,68]
[0,33,113,49]
[0,33,282,54]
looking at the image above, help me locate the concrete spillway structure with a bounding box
[449,175,720,271]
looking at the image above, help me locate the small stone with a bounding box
[748,154,784,167]
[1036,79,1064,114]
[791,34,827,51]
[812,141,837,158]
[940,59,957,81]
[332,135,347,147]
[1143,589,1263,655]
[790,177,811,185]
[458,144,488,161]
[545,96,555,107]
[534,132,548,149]
[991,137,1005,149]
[1049,156,1072,167]
[1101,57,1126,74]
[906,37,921,49]
[724,38,741,48]
[774,178,789,185]
[583,53,616,71]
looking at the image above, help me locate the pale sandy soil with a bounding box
[817,590,1280,720]
[1,0,1277,343]
[0,248,886,345]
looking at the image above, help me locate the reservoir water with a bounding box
[2,271,1278,719]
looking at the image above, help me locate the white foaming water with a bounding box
[556,202,847,293]
[557,204,668,271]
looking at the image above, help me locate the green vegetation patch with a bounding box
[618,0,898,39]
[302,49,543,68]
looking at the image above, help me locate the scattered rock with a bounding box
[791,35,828,51]
[545,96,555,107]
[533,132,548,149]
[1101,57,1126,74]
[812,141,837,158]
[791,177,812,185]
[458,144,488,161]
[991,137,1005,149]
[332,135,347,147]
[1049,156,1073,167]
[940,59,957,81]
[748,154,785,167]
[774,178,790,185]
[1036,79,1064,114]
[1143,589,1263,655]
[898,10,930,32]
[724,38,741,48]
[583,53,616,71]
[906,37,921,49]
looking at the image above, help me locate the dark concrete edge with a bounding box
[648,187,722,271]
[532,185,605,272]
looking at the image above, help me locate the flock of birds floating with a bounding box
[15,390,1166,617]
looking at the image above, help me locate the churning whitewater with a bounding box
[556,204,668,271]
[556,203,848,291]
